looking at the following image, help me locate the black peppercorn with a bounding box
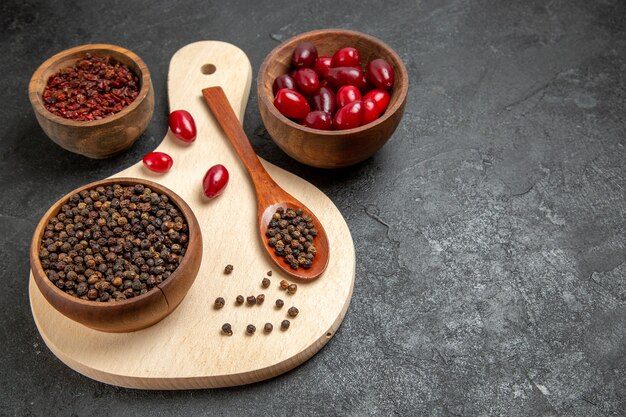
[39,183,189,302]
[214,297,225,309]
[221,323,233,336]
[224,264,233,274]
[236,295,244,305]
[246,324,256,335]
[287,283,298,294]
[262,278,270,288]
[275,299,284,308]
[246,295,257,305]
[281,320,290,330]
[76,282,88,296]
[288,306,299,317]
[267,270,272,276]
[257,294,265,304]
[264,323,273,333]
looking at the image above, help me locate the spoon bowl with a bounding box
[202,87,329,280]
[258,201,329,280]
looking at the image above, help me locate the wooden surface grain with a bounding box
[28,41,355,389]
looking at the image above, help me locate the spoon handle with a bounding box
[202,87,275,190]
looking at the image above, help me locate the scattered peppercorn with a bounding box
[221,323,233,336]
[257,294,265,304]
[236,295,244,305]
[281,320,290,330]
[214,297,225,309]
[267,270,273,276]
[275,299,284,308]
[288,306,299,317]
[42,53,139,121]
[262,277,271,288]
[224,264,233,274]
[38,183,189,302]
[246,295,257,305]
[266,207,317,269]
[280,279,289,290]
[287,283,298,294]
[246,324,256,335]
[264,323,273,333]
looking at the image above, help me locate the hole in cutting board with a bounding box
[201,64,216,75]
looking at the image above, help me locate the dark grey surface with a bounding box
[1,0,625,415]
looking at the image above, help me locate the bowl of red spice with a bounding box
[258,29,408,169]
[28,44,154,159]
[30,177,202,333]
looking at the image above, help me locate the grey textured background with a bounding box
[1,0,625,416]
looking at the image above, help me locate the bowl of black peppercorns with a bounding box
[30,178,202,333]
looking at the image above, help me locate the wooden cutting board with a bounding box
[28,41,356,389]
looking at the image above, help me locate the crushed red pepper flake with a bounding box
[42,53,140,121]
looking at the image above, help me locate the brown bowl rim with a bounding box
[28,43,152,127]
[30,177,200,310]
[258,28,409,135]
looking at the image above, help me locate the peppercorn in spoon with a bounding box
[202,87,329,280]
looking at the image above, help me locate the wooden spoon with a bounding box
[202,86,329,280]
